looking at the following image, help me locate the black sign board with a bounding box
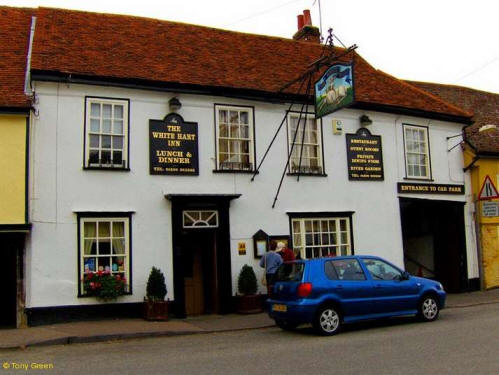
[398,183,464,195]
[346,128,384,180]
[149,113,198,175]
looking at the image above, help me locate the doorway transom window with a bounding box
[183,210,219,228]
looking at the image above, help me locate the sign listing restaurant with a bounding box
[149,113,199,175]
[346,128,384,180]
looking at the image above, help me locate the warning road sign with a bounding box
[478,175,499,200]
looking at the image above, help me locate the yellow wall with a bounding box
[0,115,28,225]
[465,146,499,289]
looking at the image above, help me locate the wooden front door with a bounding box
[184,251,204,315]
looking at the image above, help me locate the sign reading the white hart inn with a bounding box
[149,113,199,175]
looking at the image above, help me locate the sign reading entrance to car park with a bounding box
[397,183,465,195]
[478,175,499,201]
[314,63,355,119]
[346,128,384,180]
[149,113,199,175]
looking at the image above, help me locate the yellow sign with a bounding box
[238,242,246,255]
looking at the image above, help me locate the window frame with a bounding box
[286,112,325,176]
[77,212,133,297]
[84,96,130,170]
[402,124,432,180]
[288,212,354,259]
[213,104,256,173]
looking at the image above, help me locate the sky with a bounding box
[3,0,498,94]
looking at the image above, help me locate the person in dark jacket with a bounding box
[276,241,295,262]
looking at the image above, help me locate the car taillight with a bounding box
[297,282,312,298]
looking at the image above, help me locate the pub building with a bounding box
[2,6,481,325]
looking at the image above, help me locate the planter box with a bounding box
[236,294,263,314]
[143,300,169,321]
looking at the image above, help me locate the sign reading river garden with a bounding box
[315,63,355,118]
[149,113,198,175]
[346,128,384,180]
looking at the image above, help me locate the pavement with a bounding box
[1,289,498,351]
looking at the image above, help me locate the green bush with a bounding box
[146,267,167,301]
[238,264,257,295]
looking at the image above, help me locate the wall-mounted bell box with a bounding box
[332,119,343,135]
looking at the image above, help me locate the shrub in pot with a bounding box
[236,264,262,314]
[143,267,168,321]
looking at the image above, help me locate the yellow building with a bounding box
[464,143,499,289]
[409,82,499,290]
[0,7,34,327]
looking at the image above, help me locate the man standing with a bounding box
[259,240,283,292]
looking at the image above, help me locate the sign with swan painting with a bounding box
[314,63,355,118]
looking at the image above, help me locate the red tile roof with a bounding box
[409,81,499,154]
[0,7,34,109]
[24,7,467,122]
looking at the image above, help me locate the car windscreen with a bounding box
[273,262,305,282]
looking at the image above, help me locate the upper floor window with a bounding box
[215,105,255,171]
[403,124,431,179]
[85,97,129,169]
[287,113,323,175]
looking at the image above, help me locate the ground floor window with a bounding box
[78,214,131,296]
[291,216,352,259]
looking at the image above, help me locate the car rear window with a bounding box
[325,259,366,281]
[274,262,305,282]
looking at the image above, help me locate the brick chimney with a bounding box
[293,10,321,43]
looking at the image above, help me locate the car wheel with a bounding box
[314,306,341,335]
[418,295,440,322]
[275,320,299,331]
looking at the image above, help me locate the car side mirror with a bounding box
[400,271,410,281]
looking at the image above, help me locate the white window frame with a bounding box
[403,124,431,179]
[287,113,323,174]
[85,97,129,168]
[291,217,351,259]
[214,104,255,171]
[79,216,131,295]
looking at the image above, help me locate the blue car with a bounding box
[267,255,446,335]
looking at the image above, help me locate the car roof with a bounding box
[297,255,381,263]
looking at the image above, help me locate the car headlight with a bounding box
[437,282,444,291]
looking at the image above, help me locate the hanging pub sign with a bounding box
[315,62,355,119]
[397,183,465,195]
[149,113,198,175]
[346,128,384,180]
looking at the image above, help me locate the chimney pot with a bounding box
[297,14,304,30]
[303,9,312,26]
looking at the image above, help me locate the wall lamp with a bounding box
[169,97,182,112]
[359,114,372,126]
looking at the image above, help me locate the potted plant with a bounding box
[143,267,168,321]
[83,270,127,301]
[236,264,263,314]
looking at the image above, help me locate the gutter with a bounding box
[24,16,37,95]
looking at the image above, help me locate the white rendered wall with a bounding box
[27,81,474,307]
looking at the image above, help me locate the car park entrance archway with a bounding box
[399,198,468,292]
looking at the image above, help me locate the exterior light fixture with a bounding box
[169,97,182,112]
[359,114,372,126]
